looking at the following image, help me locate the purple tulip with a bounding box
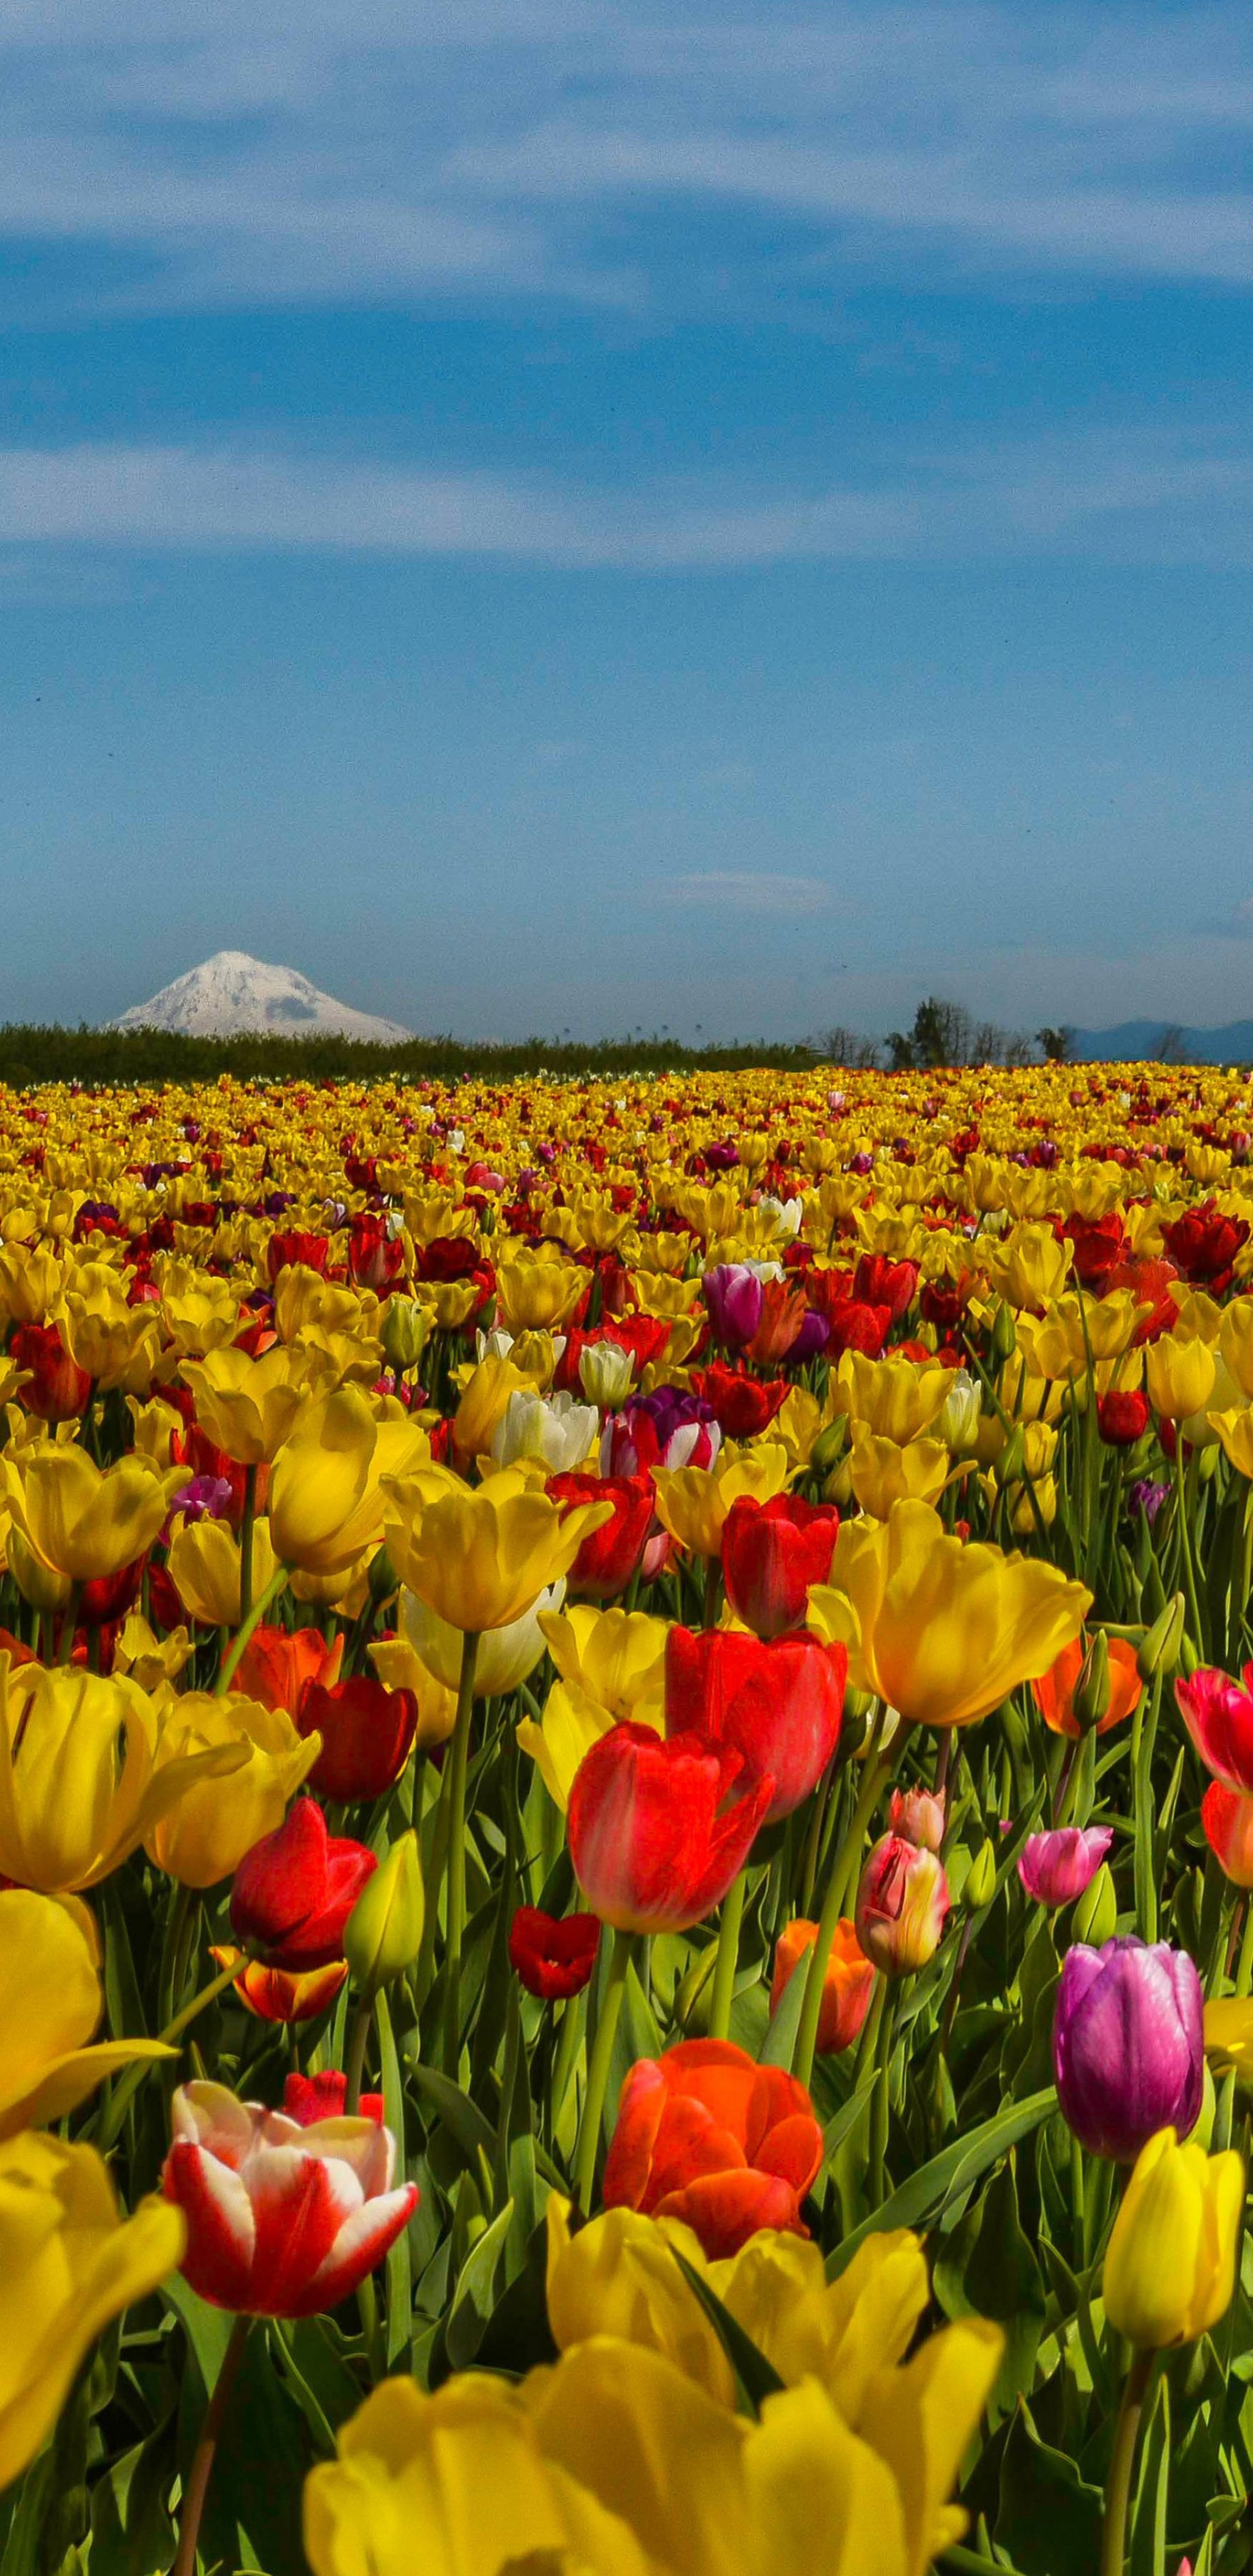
[787,1309,831,1365]
[704,1264,765,1351]
[1053,1935,1203,2162]
[1018,1825,1113,1909]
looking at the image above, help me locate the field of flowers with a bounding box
[4,1057,1253,2576]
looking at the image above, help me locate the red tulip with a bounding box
[665,1625,844,1821]
[296,1675,418,1802]
[232,1622,344,1716]
[568,1722,772,1933]
[770,1919,874,2055]
[1176,1664,1253,1791]
[284,2070,383,2125]
[229,1798,376,1969]
[688,1364,789,1439]
[10,1322,91,1422]
[1202,1782,1253,1888]
[853,1254,918,1320]
[544,1472,653,1600]
[720,1492,840,1638]
[1162,1203,1249,1292]
[508,1905,600,1997]
[267,1230,329,1280]
[825,1301,892,1360]
[1096,1390,1150,1446]
[162,2080,416,2317]
[601,2039,822,2256]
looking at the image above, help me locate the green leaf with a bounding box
[446,2197,516,2371]
[827,2089,1056,2277]
[408,2058,498,2168]
[670,2252,785,2416]
[759,1951,808,2070]
[89,2424,178,2576]
[1129,2369,1169,2576]
[995,2399,1103,2576]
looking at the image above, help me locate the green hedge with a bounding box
[0,1024,826,1088]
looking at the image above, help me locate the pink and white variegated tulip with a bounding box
[161,2080,417,2318]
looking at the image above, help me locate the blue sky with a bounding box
[2,0,1252,1041]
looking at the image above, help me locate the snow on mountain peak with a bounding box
[109,953,412,1043]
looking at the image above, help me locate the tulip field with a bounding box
[8,1057,1253,2576]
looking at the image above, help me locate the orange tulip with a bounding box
[1032,1633,1142,1739]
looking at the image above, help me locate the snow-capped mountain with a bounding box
[110,952,412,1043]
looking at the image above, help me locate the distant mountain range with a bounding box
[110,951,412,1043]
[1070,1020,1253,1064]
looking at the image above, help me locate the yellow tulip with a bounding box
[517,1676,618,1811]
[399,1577,561,1696]
[58,1263,160,1392]
[0,2131,184,2491]
[539,1604,668,1721]
[144,1689,320,1888]
[1102,2127,1243,2348]
[848,1429,948,1519]
[272,1268,366,1345]
[0,1659,247,1893]
[985,1222,1071,1312]
[181,1342,312,1465]
[111,1608,195,1689]
[367,1635,459,1749]
[0,1241,65,1325]
[1209,1407,1253,1478]
[546,2198,736,2405]
[0,1888,172,2138]
[343,1832,425,1995]
[267,1385,428,1576]
[166,1513,280,1627]
[1203,1996,1253,2077]
[807,1499,1089,1728]
[157,1259,241,1357]
[834,1353,955,1446]
[652,1442,791,1559]
[1219,1297,1253,1399]
[305,2340,913,2576]
[626,1270,703,1319]
[452,1354,529,1459]
[0,1444,182,1584]
[1144,1331,1216,1422]
[495,1253,588,1334]
[383,1466,611,1631]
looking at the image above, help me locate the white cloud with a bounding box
[0,3,1250,312]
[652,872,834,912]
[0,421,1251,567]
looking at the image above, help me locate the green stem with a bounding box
[172,2313,251,2576]
[344,1995,373,2115]
[1236,1899,1253,1999]
[1172,1438,1203,1654]
[57,1583,82,1665]
[548,1989,585,2141]
[794,1721,890,2090]
[215,1564,288,1695]
[442,1628,479,2076]
[1098,2349,1153,2576]
[708,1870,747,2042]
[239,1464,258,1627]
[573,1926,633,2212]
[867,1984,896,2210]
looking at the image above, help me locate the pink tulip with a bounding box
[162,2081,417,2318]
[1018,1824,1113,1909]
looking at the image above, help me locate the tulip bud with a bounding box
[990,1300,1017,1365]
[1072,1861,1118,1946]
[888,1786,946,1853]
[1073,1629,1111,1732]
[809,1419,847,1481]
[578,1340,635,1411]
[937,1371,982,1454]
[1102,2128,1243,2349]
[963,1838,997,1912]
[380,1298,428,1375]
[344,1831,425,1995]
[1137,1592,1187,1684]
[993,1426,1025,1488]
[854,1832,949,1976]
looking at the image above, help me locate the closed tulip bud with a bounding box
[990,1299,1017,1365]
[1072,1862,1118,1945]
[379,1298,428,1375]
[937,1370,982,1453]
[1073,1628,1111,1731]
[344,1831,425,1994]
[578,1339,635,1410]
[854,1833,949,1976]
[1138,1592,1187,1683]
[993,1426,1025,1488]
[809,1419,847,1481]
[1102,2127,1243,2349]
[963,1837,997,1911]
[888,1786,946,1853]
